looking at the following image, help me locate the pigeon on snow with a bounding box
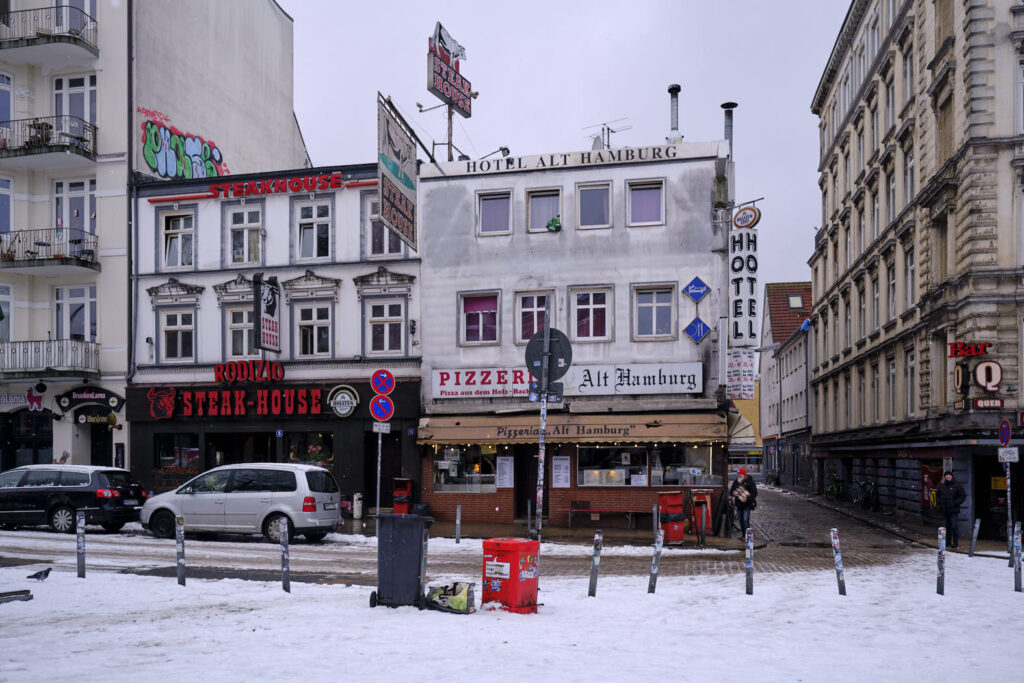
[26,567,52,581]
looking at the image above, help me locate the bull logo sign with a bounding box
[147,387,177,420]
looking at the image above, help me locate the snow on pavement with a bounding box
[1,550,1019,682]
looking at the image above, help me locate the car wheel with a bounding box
[149,510,176,539]
[369,591,377,608]
[49,506,76,533]
[263,514,293,543]
[101,522,125,533]
[304,531,329,543]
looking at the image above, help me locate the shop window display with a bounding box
[286,432,334,471]
[650,445,716,486]
[577,446,649,486]
[433,444,497,492]
[154,433,200,476]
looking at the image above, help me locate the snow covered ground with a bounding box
[1,548,1019,682]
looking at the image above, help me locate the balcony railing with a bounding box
[0,116,97,160]
[0,228,98,266]
[0,339,100,377]
[0,6,98,52]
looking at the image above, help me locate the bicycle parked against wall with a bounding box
[825,470,845,501]
[853,479,880,512]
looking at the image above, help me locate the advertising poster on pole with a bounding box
[726,349,756,400]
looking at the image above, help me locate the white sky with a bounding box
[279,0,850,303]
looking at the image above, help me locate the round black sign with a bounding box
[525,328,572,381]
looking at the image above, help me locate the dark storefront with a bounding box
[126,364,420,509]
[0,408,54,470]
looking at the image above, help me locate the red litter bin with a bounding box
[482,538,539,614]
[658,490,686,544]
[392,478,413,514]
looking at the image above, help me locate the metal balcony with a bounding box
[0,228,100,274]
[0,339,100,379]
[0,6,98,66]
[0,116,97,169]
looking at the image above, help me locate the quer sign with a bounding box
[728,228,758,346]
[427,22,472,118]
[252,274,281,353]
[377,98,417,251]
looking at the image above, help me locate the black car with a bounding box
[0,465,147,533]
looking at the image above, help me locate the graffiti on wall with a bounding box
[140,115,229,179]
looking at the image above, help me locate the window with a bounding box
[886,80,895,129]
[366,192,402,257]
[0,283,10,342]
[297,304,330,357]
[871,362,879,423]
[162,310,194,361]
[858,212,864,253]
[527,189,560,232]
[904,148,915,205]
[857,131,864,171]
[227,308,256,358]
[296,200,330,259]
[870,107,878,151]
[903,49,914,105]
[53,74,96,139]
[887,356,897,419]
[633,286,674,339]
[478,191,511,235]
[572,287,611,341]
[857,369,865,426]
[887,261,896,321]
[831,173,839,214]
[627,180,663,225]
[432,445,497,493]
[845,227,851,268]
[651,445,716,486]
[0,73,10,130]
[155,433,200,471]
[55,180,96,245]
[368,299,404,355]
[163,213,193,269]
[906,349,915,416]
[229,206,261,264]
[461,292,498,344]
[904,248,915,308]
[515,292,549,343]
[788,295,803,309]
[887,173,896,222]
[843,154,850,193]
[577,183,611,229]
[55,285,96,342]
[578,446,649,486]
[858,288,865,338]
[871,276,880,329]
[59,471,89,486]
[844,297,851,347]
[0,177,10,234]
[871,192,879,240]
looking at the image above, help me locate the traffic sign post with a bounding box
[370,371,397,518]
[1000,419,1014,559]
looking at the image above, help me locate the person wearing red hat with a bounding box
[730,467,758,535]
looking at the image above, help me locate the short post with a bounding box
[829,528,846,596]
[1013,521,1022,593]
[1007,462,1013,561]
[175,515,186,586]
[937,527,946,596]
[527,499,533,537]
[648,529,664,594]
[455,504,462,544]
[698,502,707,546]
[968,518,981,558]
[744,527,754,595]
[76,510,86,579]
[588,530,602,598]
[280,518,291,594]
[652,503,659,544]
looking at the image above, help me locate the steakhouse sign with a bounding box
[377,97,418,251]
[427,22,472,118]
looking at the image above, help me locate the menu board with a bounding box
[552,456,571,488]
[497,456,514,489]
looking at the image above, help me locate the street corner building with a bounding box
[414,92,740,528]
[808,0,1022,540]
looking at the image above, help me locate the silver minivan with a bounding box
[140,463,341,542]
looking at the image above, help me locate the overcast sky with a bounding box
[279,0,849,306]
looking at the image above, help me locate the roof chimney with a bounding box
[721,102,737,159]
[667,84,682,144]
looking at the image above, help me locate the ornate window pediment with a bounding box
[281,269,340,302]
[213,273,254,305]
[146,278,204,308]
[353,265,415,299]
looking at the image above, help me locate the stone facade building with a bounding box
[809,0,1021,540]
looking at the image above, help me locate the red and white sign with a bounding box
[252,274,281,353]
[948,342,991,358]
[974,398,1004,409]
[432,368,530,399]
[973,360,1002,392]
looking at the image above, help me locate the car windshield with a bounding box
[305,470,339,493]
[99,471,134,488]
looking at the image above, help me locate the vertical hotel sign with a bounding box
[253,273,281,353]
[377,97,418,252]
[729,205,760,347]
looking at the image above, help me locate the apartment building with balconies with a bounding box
[809,0,1022,541]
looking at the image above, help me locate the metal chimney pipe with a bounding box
[668,84,681,140]
[721,102,738,158]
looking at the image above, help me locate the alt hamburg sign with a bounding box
[377,96,418,252]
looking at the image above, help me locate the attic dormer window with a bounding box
[788,295,803,309]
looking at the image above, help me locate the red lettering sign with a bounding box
[209,173,345,199]
[948,342,992,358]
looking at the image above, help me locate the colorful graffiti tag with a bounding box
[141,119,228,179]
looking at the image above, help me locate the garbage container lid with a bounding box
[483,537,539,552]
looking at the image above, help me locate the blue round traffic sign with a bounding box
[369,394,395,422]
[371,369,395,395]
[999,419,1012,447]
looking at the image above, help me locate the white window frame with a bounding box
[887,173,896,222]
[55,284,96,342]
[887,356,897,419]
[570,286,613,342]
[626,179,664,227]
[365,191,404,258]
[904,247,915,308]
[871,192,879,239]
[871,276,880,330]
[161,211,194,270]
[886,80,895,129]
[632,284,676,341]
[55,178,96,239]
[226,307,257,359]
[514,291,552,345]
[459,290,500,346]
[295,198,332,261]
[858,288,866,338]
[53,73,96,129]
[906,349,916,416]
[0,72,11,135]
[366,298,405,356]
[228,205,262,265]
[477,190,512,236]
[0,174,11,235]
[1019,63,1024,134]
[903,49,914,106]
[0,283,11,343]
[887,261,896,320]
[904,147,915,206]
[296,303,331,358]
[576,182,612,230]
[161,309,194,362]
[526,188,561,233]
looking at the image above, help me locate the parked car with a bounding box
[0,465,147,533]
[140,463,342,542]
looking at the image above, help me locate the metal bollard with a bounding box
[745,528,754,595]
[280,518,291,594]
[76,511,86,579]
[175,515,186,586]
[968,519,981,558]
[588,530,602,598]
[456,505,462,544]
[937,527,946,596]
[648,529,664,594]
[527,499,533,537]
[830,528,846,596]
[1013,522,1022,593]
[652,504,659,545]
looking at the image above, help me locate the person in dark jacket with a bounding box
[730,468,758,536]
[936,471,967,548]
